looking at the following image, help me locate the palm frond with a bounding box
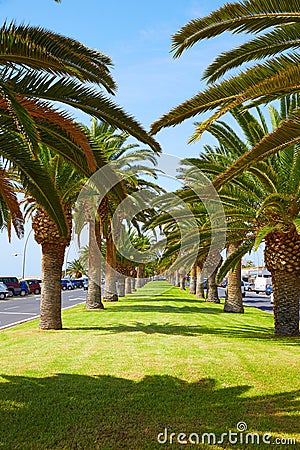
[8,69,161,154]
[1,131,68,236]
[171,0,300,57]
[0,22,116,92]
[203,24,300,83]
[213,112,300,189]
[151,55,300,137]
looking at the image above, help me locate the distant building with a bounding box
[241,266,271,281]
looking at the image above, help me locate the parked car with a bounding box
[19,280,30,295]
[24,279,42,294]
[83,278,88,290]
[61,279,74,290]
[0,276,25,296]
[244,282,255,291]
[266,285,273,296]
[71,278,86,289]
[0,282,9,299]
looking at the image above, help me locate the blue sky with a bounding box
[0,0,259,276]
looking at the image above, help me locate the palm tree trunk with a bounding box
[175,270,180,287]
[136,263,144,288]
[196,263,205,298]
[206,266,220,303]
[32,205,71,330]
[131,277,136,292]
[39,243,65,330]
[179,267,186,290]
[169,273,175,286]
[189,263,197,295]
[103,233,118,302]
[86,219,104,310]
[265,230,300,336]
[224,243,244,313]
[125,277,132,294]
[272,271,300,336]
[117,275,125,297]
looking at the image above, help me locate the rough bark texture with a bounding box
[224,243,244,313]
[125,277,132,294]
[117,275,125,297]
[131,277,136,292]
[272,271,300,336]
[86,279,104,309]
[103,233,118,302]
[206,267,220,303]
[175,270,180,287]
[189,264,197,295]
[205,252,221,303]
[39,244,65,329]
[169,273,175,286]
[86,219,104,310]
[179,267,186,290]
[265,229,300,336]
[136,263,144,288]
[32,206,72,330]
[196,263,205,298]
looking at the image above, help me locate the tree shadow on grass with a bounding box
[65,322,300,345]
[124,296,210,305]
[105,304,223,314]
[0,373,298,449]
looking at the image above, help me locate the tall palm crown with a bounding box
[151,0,300,185]
[0,22,160,236]
[1,22,160,153]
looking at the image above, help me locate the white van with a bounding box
[254,276,271,294]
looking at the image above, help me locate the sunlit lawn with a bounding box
[0,281,299,449]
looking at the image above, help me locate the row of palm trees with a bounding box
[0,22,161,329]
[2,1,300,337]
[154,98,300,335]
[149,0,300,337]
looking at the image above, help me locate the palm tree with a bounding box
[130,233,153,289]
[28,147,84,329]
[1,22,160,154]
[82,119,159,303]
[185,100,300,335]
[67,259,87,279]
[0,21,160,237]
[150,0,300,180]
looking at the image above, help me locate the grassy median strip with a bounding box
[0,281,299,449]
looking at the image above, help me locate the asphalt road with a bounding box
[218,287,273,312]
[0,286,274,330]
[0,289,86,330]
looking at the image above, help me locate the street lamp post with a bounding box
[12,228,33,279]
[22,229,33,279]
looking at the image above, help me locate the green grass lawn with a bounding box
[0,281,299,449]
